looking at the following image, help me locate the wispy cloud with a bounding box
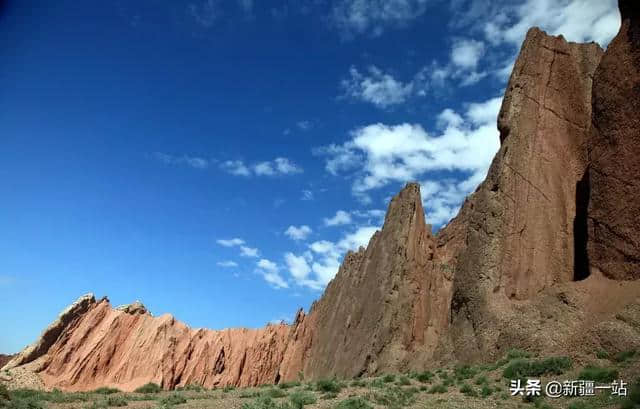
[301,190,314,201]
[324,210,352,226]
[216,238,245,247]
[188,0,219,28]
[285,225,313,241]
[331,0,434,38]
[256,258,288,288]
[240,246,259,258]
[221,157,303,177]
[152,152,211,169]
[216,260,238,267]
[340,66,414,108]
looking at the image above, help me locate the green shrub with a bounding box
[620,378,640,409]
[134,383,162,394]
[176,384,203,392]
[278,381,300,390]
[159,393,186,406]
[264,388,287,399]
[459,383,476,397]
[396,376,410,386]
[223,386,236,393]
[454,365,477,380]
[578,366,618,383]
[480,385,492,398]
[240,396,290,409]
[288,391,316,409]
[350,379,366,387]
[475,375,488,385]
[369,385,416,408]
[106,396,128,407]
[567,400,595,409]
[382,374,396,383]
[92,388,120,395]
[315,379,341,393]
[334,397,372,409]
[428,384,447,394]
[506,349,531,360]
[502,356,572,379]
[613,350,637,363]
[415,371,433,383]
[595,349,609,359]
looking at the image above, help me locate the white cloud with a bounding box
[285,225,313,241]
[240,246,259,257]
[217,238,245,247]
[297,121,312,130]
[301,190,314,201]
[216,260,238,267]
[253,157,303,176]
[341,66,414,108]
[324,210,352,226]
[188,0,219,28]
[485,0,619,47]
[221,160,251,176]
[256,258,288,289]
[221,157,303,177]
[331,0,433,38]
[284,252,312,280]
[450,39,485,69]
[153,152,210,169]
[257,258,278,273]
[317,96,502,227]
[286,225,379,290]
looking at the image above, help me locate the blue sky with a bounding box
[0,0,619,353]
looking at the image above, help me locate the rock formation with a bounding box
[587,0,640,281]
[3,0,640,392]
[0,355,14,371]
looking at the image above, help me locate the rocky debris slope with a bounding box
[3,0,640,392]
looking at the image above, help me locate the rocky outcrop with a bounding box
[0,355,14,371]
[284,184,452,380]
[4,294,97,370]
[586,0,640,281]
[3,296,292,391]
[4,0,640,391]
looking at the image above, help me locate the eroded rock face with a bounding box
[289,184,452,380]
[0,355,14,371]
[587,0,640,280]
[4,296,292,392]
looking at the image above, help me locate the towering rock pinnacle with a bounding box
[289,182,451,380]
[587,0,640,280]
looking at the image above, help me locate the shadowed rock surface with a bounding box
[3,0,639,392]
[587,0,640,281]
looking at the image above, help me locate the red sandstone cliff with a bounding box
[3,0,640,392]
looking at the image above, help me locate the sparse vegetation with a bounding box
[334,397,372,409]
[503,356,572,379]
[133,383,162,394]
[577,365,618,382]
[315,379,342,393]
[158,393,186,406]
[414,371,433,383]
[288,390,316,408]
[382,374,396,383]
[459,383,476,397]
[92,388,120,395]
[613,349,637,363]
[106,396,127,407]
[428,383,447,394]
